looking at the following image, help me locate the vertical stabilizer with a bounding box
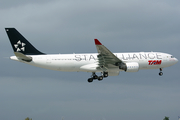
[5,28,45,55]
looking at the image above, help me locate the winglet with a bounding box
[94,39,102,45]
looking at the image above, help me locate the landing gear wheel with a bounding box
[98,76,103,81]
[88,78,93,83]
[92,72,98,79]
[87,72,107,82]
[159,72,163,76]
[93,75,98,79]
[103,72,108,78]
[159,68,163,76]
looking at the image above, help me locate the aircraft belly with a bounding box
[58,63,76,71]
[57,61,90,72]
[28,58,60,71]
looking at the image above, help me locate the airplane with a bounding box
[5,28,178,83]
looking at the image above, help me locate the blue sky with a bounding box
[0,0,180,120]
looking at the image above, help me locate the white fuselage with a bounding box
[10,52,178,75]
[5,28,178,80]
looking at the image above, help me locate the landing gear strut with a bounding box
[159,68,163,76]
[87,72,108,83]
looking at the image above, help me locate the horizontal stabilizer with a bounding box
[14,52,32,62]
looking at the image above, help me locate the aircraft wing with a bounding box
[94,39,124,70]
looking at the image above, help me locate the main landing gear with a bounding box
[159,68,163,76]
[88,72,108,83]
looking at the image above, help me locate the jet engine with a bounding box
[119,62,139,72]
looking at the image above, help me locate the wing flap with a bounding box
[94,39,124,69]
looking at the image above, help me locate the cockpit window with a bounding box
[171,56,174,58]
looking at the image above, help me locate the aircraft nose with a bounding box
[169,57,178,66]
[175,58,178,64]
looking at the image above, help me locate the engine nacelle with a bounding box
[119,62,139,72]
[125,62,139,72]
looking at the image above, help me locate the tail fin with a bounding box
[5,28,45,55]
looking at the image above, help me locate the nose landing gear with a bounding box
[159,68,163,76]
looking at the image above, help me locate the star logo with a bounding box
[14,40,26,52]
